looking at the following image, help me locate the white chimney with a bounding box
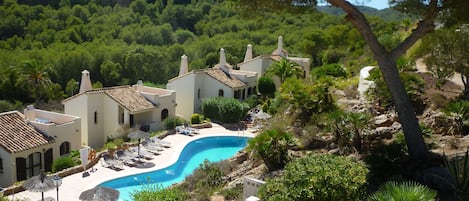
[244,44,253,62]
[24,105,35,121]
[136,80,143,92]
[220,48,226,68]
[179,54,189,76]
[272,36,285,57]
[79,70,93,93]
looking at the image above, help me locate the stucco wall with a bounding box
[64,94,89,148]
[167,74,196,120]
[0,148,13,187]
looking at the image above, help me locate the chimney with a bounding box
[24,105,35,121]
[136,80,143,92]
[219,48,230,73]
[179,54,189,76]
[79,70,93,93]
[272,36,285,57]
[244,44,253,62]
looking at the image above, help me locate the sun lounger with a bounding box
[141,141,163,155]
[114,150,136,167]
[129,146,154,160]
[150,136,172,148]
[102,153,124,170]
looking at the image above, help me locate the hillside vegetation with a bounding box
[0,0,407,109]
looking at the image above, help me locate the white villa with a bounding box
[0,106,81,187]
[62,70,177,149]
[167,49,258,119]
[238,36,311,85]
[167,36,311,120]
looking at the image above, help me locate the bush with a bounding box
[52,156,77,172]
[191,113,204,124]
[257,76,276,98]
[247,127,293,171]
[131,184,188,201]
[258,154,368,201]
[163,116,185,130]
[369,181,437,201]
[311,63,347,79]
[201,97,249,124]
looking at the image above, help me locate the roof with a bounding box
[205,68,246,88]
[0,111,54,153]
[104,86,156,113]
[62,86,157,114]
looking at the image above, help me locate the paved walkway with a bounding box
[11,123,254,201]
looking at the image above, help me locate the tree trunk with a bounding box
[326,0,439,161]
[377,58,428,160]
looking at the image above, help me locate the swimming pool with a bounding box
[99,136,250,201]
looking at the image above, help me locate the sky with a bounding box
[319,0,390,10]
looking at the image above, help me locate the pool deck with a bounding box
[11,123,254,201]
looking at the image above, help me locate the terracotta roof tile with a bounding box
[104,86,156,113]
[205,69,246,88]
[0,111,54,153]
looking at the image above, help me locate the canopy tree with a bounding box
[232,0,469,161]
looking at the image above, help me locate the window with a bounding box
[198,88,201,99]
[27,152,41,177]
[242,89,246,99]
[0,158,3,174]
[161,109,169,120]
[218,89,224,97]
[129,114,135,128]
[118,107,124,125]
[94,111,97,124]
[234,90,241,99]
[60,142,71,155]
[247,87,252,96]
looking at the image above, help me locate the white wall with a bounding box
[64,94,89,147]
[167,73,196,120]
[0,148,13,187]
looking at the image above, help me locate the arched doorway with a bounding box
[161,109,169,120]
[44,148,53,172]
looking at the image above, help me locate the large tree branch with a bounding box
[327,0,387,59]
[389,0,439,61]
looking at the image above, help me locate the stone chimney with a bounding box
[219,48,230,73]
[136,80,143,92]
[244,44,253,62]
[272,36,286,57]
[24,105,35,122]
[179,54,189,76]
[79,70,92,93]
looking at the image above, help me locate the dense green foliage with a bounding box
[131,184,188,201]
[162,116,185,130]
[257,76,276,98]
[247,127,293,171]
[201,97,249,123]
[0,0,406,106]
[52,156,78,172]
[190,113,203,124]
[369,181,437,201]
[258,154,368,201]
[311,63,347,79]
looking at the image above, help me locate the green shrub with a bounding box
[131,184,188,201]
[163,116,185,130]
[52,156,77,172]
[219,184,243,200]
[191,113,203,124]
[369,181,437,201]
[201,97,249,123]
[247,127,293,171]
[444,148,469,200]
[312,63,347,79]
[257,76,276,98]
[258,154,368,201]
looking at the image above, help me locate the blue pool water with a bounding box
[99,136,250,201]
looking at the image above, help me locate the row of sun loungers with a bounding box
[100,138,172,170]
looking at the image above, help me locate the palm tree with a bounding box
[19,60,52,103]
[266,58,305,83]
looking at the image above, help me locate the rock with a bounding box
[373,114,395,127]
[423,111,462,135]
